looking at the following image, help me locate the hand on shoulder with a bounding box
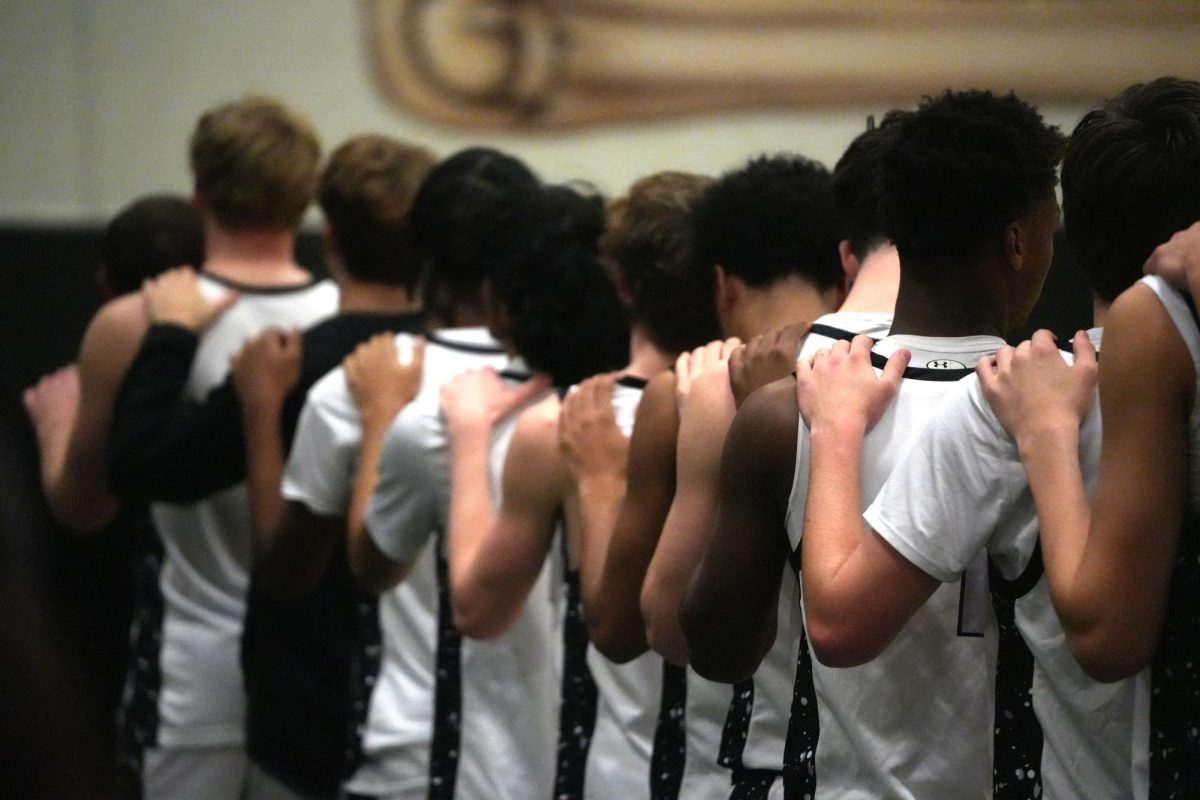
[142,266,237,332]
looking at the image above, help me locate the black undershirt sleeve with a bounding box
[107,324,248,503]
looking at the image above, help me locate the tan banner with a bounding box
[370,0,1200,129]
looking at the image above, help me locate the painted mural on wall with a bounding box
[369,0,1200,129]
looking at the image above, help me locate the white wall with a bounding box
[0,1,1098,224]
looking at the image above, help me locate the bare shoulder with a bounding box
[512,394,563,458]
[80,293,148,369]
[1105,282,1193,399]
[738,375,800,440]
[507,394,567,493]
[730,375,800,494]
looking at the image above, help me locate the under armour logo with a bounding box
[926,359,966,369]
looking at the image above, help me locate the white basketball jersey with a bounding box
[363,349,563,800]
[150,274,337,748]
[723,312,891,800]
[786,332,1003,799]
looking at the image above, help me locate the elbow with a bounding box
[641,582,688,665]
[685,633,758,683]
[451,593,512,641]
[47,490,114,536]
[348,544,408,596]
[679,599,763,683]
[1067,627,1153,684]
[587,616,648,664]
[583,587,649,662]
[643,621,686,665]
[804,615,882,669]
[449,576,515,640]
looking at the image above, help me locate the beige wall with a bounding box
[0,0,1104,224]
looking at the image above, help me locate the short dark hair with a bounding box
[318,135,436,288]
[487,183,629,386]
[833,111,910,262]
[691,154,843,291]
[601,171,722,354]
[189,96,321,230]
[102,194,205,295]
[410,148,539,323]
[1063,77,1200,303]
[882,90,1065,275]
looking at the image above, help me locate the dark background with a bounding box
[0,228,326,798]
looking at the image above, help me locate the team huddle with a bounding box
[23,77,1200,800]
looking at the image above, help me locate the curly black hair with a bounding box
[601,172,722,355]
[881,90,1065,274]
[690,154,843,291]
[411,148,540,324]
[1063,76,1200,303]
[833,111,910,263]
[486,183,630,387]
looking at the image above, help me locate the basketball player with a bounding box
[102,96,338,799]
[23,194,204,533]
[436,171,719,799]
[253,148,539,800]
[356,182,627,800]
[664,115,906,799]
[956,77,1200,797]
[683,90,1064,798]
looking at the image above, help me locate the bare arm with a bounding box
[348,426,415,594]
[984,297,1192,681]
[24,294,146,532]
[451,401,565,638]
[344,336,426,594]
[642,363,735,664]
[680,377,795,682]
[559,373,628,636]
[441,370,556,638]
[587,370,678,662]
[793,337,936,667]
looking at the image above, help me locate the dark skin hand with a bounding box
[728,321,813,408]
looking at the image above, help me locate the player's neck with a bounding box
[336,278,419,316]
[839,244,899,315]
[888,267,1005,339]
[425,297,489,333]
[623,326,675,380]
[203,222,309,287]
[726,280,838,340]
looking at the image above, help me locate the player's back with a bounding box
[146,273,336,749]
[786,332,1002,799]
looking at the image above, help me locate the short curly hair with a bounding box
[318,135,436,289]
[1063,77,1200,303]
[691,154,843,291]
[881,90,1065,274]
[486,183,629,386]
[601,172,721,355]
[189,96,321,231]
[833,111,910,262]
